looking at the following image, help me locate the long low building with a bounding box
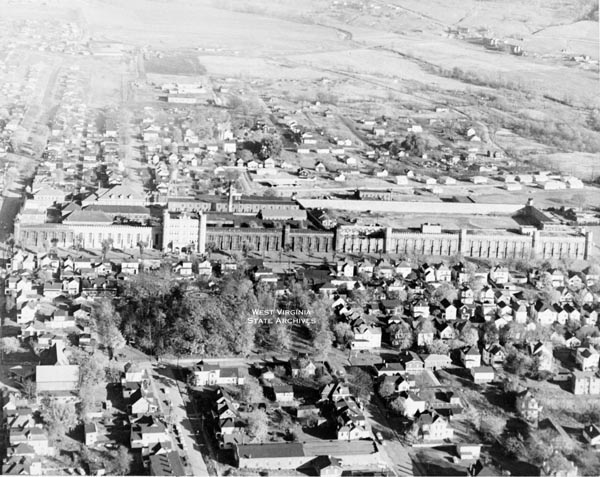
[15,221,160,250]
[167,193,300,215]
[36,365,79,396]
[297,198,525,215]
[161,208,592,260]
[14,192,594,261]
[234,440,382,471]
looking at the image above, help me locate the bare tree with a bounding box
[101,238,114,262]
[1,337,21,354]
[137,240,148,258]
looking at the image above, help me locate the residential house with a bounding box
[398,392,427,418]
[380,299,403,316]
[192,362,245,386]
[437,322,456,341]
[9,428,50,456]
[456,444,482,462]
[575,346,599,371]
[336,261,355,278]
[173,261,193,277]
[564,332,581,349]
[567,272,585,290]
[129,389,159,415]
[84,423,98,446]
[273,385,294,403]
[130,415,170,450]
[351,323,382,350]
[545,269,565,288]
[478,302,496,320]
[197,260,212,278]
[381,375,413,393]
[533,300,558,326]
[452,263,470,284]
[556,287,574,305]
[440,299,457,320]
[582,305,598,326]
[319,282,338,298]
[374,362,405,377]
[530,341,554,372]
[355,259,374,277]
[48,308,75,329]
[335,397,370,440]
[314,162,327,173]
[482,343,506,367]
[489,266,510,284]
[511,300,528,323]
[479,286,495,304]
[458,303,476,320]
[553,304,568,325]
[412,300,430,318]
[496,300,512,318]
[415,411,454,442]
[563,303,581,323]
[516,389,543,424]
[434,263,452,282]
[400,352,425,375]
[120,261,140,276]
[63,278,80,296]
[395,261,413,278]
[312,456,343,477]
[320,382,352,402]
[374,260,394,279]
[289,359,316,378]
[460,346,482,369]
[470,366,495,384]
[123,363,150,385]
[583,424,600,448]
[571,371,600,395]
[422,354,451,370]
[421,264,436,283]
[583,266,600,286]
[149,452,186,477]
[17,301,38,325]
[415,318,434,346]
[460,286,474,304]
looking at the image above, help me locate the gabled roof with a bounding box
[585,424,600,439]
[463,346,480,356]
[149,451,185,477]
[63,210,113,224]
[38,344,69,366]
[273,384,294,394]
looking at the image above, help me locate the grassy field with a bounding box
[1,0,596,193]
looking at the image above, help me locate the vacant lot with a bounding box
[145,54,207,76]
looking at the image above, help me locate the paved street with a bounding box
[367,394,415,477]
[0,160,27,384]
[150,364,212,477]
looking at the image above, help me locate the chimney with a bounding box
[228,182,234,213]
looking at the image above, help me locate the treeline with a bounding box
[109,270,333,359]
[503,115,600,154]
[433,66,600,153]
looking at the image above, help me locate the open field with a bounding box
[4,0,593,108]
[79,0,346,54]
